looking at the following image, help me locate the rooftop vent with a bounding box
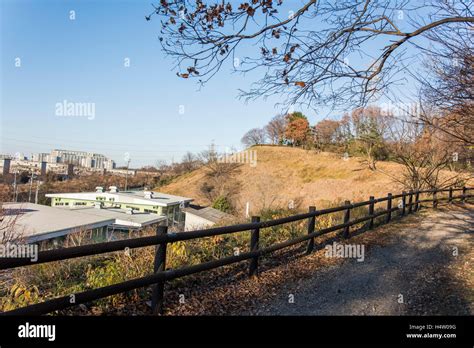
[95,186,104,193]
[94,202,102,209]
[109,186,118,193]
[125,208,134,215]
[144,191,154,199]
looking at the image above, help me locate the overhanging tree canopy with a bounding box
[148,0,473,109]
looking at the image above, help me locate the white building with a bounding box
[2,202,114,243]
[46,187,193,226]
[2,202,167,245]
[184,206,233,231]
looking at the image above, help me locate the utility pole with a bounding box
[35,180,41,204]
[12,171,17,202]
[124,159,131,191]
[28,171,34,203]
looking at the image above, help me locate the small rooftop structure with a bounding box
[183,205,233,231]
[59,205,166,229]
[2,203,114,243]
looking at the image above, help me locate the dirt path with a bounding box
[254,205,474,315]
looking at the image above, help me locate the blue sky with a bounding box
[1,0,422,167]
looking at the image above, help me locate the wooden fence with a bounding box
[0,186,472,315]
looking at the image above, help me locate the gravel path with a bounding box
[255,206,474,315]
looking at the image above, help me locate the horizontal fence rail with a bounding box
[1,186,472,315]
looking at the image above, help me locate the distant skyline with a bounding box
[1,0,422,167]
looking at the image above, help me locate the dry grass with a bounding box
[159,146,405,214]
[160,146,473,215]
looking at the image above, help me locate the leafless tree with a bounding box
[181,151,201,172]
[241,127,266,147]
[148,0,473,109]
[383,113,468,190]
[154,160,170,174]
[314,119,340,146]
[199,144,239,178]
[0,205,23,244]
[198,145,241,204]
[265,114,287,144]
[416,20,473,146]
[351,106,390,170]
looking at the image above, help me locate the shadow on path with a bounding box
[256,207,473,315]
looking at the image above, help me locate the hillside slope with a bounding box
[158,146,410,215]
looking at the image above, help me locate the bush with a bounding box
[0,283,40,312]
[212,196,233,213]
[258,208,306,248]
[85,251,152,306]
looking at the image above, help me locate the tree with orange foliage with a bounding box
[284,112,310,147]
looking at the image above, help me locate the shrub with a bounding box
[212,196,233,213]
[0,283,40,312]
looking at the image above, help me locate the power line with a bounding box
[1,137,235,153]
[2,133,228,148]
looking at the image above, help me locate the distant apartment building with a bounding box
[2,158,11,176]
[31,152,49,163]
[33,149,116,170]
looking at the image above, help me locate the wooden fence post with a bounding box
[306,206,316,254]
[462,186,467,203]
[414,191,420,211]
[368,196,375,230]
[151,225,168,315]
[408,190,413,214]
[342,200,351,238]
[433,189,438,208]
[448,187,453,204]
[407,191,413,214]
[401,191,406,216]
[386,193,392,223]
[249,216,260,277]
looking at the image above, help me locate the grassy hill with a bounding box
[158,146,408,216]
